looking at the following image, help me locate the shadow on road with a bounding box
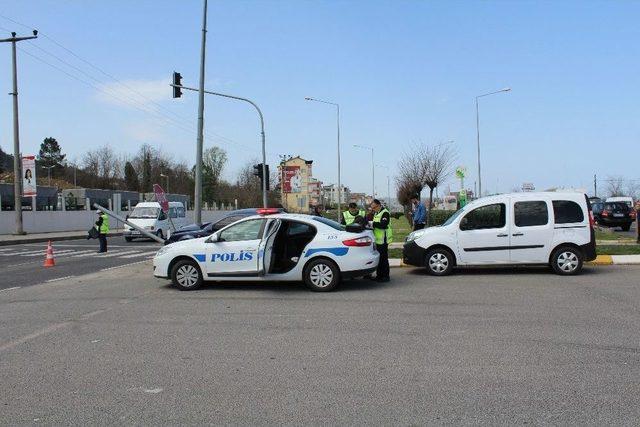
[405,265,604,277]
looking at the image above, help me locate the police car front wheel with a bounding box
[304,258,340,292]
[171,259,203,290]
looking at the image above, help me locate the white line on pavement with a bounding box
[22,250,77,257]
[101,250,140,258]
[0,287,21,293]
[45,276,75,283]
[119,251,158,259]
[100,260,149,271]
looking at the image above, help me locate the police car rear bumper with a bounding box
[342,265,378,279]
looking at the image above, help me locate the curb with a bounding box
[390,255,640,268]
[0,232,123,246]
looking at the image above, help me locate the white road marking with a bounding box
[119,251,158,259]
[45,276,74,283]
[144,388,163,394]
[22,250,77,257]
[101,250,140,258]
[0,286,21,292]
[100,260,149,271]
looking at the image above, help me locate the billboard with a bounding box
[22,155,37,196]
[282,166,302,193]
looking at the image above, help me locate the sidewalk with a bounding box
[0,230,122,246]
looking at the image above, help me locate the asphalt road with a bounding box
[1,264,639,425]
[0,237,160,290]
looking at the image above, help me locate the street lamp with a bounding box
[354,144,374,199]
[160,173,169,193]
[305,96,341,221]
[376,163,391,210]
[43,165,55,187]
[475,87,510,197]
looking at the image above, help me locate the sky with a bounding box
[0,0,639,197]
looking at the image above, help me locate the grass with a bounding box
[595,229,636,241]
[390,217,412,242]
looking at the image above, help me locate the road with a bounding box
[1,263,639,424]
[0,237,160,290]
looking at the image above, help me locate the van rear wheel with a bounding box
[551,246,583,275]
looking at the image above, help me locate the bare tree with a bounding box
[606,176,625,197]
[396,142,456,226]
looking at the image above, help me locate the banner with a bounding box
[22,155,37,196]
[282,166,302,193]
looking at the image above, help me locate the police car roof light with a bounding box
[257,208,281,215]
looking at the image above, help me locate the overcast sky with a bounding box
[0,0,638,196]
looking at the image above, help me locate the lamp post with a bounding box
[475,88,510,197]
[43,165,55,186]
[160,173,169,193]
[376,163,391,209]
[305,97,341,221]
[353,144,374,199]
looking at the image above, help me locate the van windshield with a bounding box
[442,208,465,226]
[129,206,160,219]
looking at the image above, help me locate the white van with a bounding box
[124,201,187,241]
[403,192,596,275]
[605,196,634,209]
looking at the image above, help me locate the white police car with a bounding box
[153,209,380,291]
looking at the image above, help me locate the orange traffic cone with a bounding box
[43,241,55,267]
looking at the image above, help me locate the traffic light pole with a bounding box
[1,31,38,235]
[172,83,268,208]
[194,0,208,225]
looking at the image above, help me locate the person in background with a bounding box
[370,198,392,282]
[95,209,109,253]
[341,202,366,226]
[411,195,426,231]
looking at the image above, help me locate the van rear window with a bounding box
[552,200,584,224]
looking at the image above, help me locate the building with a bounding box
[349,192,367,208]
[278,156,314,213]
[308,177,323,207]
[322,184,350,207]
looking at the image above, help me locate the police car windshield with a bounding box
[312,216,344,231]
[130,206,160,219]
[442,207,465,226]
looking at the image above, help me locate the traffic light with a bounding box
[172,71,182,98]
[253,164,270,191]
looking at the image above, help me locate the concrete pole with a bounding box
[194,0,208,226]
[11,41,23,234]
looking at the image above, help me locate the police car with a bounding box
[153,209,380,291]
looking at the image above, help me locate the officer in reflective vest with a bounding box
[341,202,366,226]
[370,198,392,282]
[95,210,110,253]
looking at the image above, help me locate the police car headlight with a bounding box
[406,229,427,242]
[155,247,169,257]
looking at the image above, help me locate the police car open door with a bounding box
[258,219,282,275]
[205,218,268,276]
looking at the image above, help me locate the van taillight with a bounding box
[589,211,595,228]
[342,236,372,247]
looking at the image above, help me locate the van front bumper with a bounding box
[403,240,426,267]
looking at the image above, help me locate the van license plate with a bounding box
[613,213,623,217]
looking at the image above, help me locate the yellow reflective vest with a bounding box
[372,208,393,245]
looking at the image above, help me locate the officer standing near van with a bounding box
[95,209,109,253]
[341,202,366,226]
[370,198,392,282]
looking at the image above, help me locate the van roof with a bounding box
[135,201,184,207]
[472,191,586,206]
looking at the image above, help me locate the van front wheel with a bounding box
[551,246,583,275]
[425,248,454,276]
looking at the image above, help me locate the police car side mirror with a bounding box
[207,234,218,243]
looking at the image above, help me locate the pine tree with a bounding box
[124,161,140,191]
[37,137,66,175]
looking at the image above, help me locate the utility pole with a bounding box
[1,30,38,235]
[194,0,208,225]
[593,174,597,197]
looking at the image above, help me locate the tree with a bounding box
[202,146,227,204]
[124,161,140,191]
[606,176,625,198]
[81,144,123,189]
[141,146,152,193]
[37,137,66,179]
[397,142,456,226]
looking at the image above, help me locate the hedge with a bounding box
[394,209,458,226]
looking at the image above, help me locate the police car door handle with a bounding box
[497,233,508,237]
[512,233,524,236]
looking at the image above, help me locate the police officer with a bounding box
[95,209,109,253]
[370,199,392,282]
[341,202,366,226]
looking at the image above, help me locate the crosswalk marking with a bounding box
[119,251,158,259]
[100,250,140,258]
[23,250,77,257]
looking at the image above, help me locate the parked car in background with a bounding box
[605,196,634,209]
[593,201,636,231]
[164,208,283,244]
[124,201,187,241]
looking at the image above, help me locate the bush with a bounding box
[428,210,457,226]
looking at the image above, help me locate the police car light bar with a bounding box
[257,208,281,215]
